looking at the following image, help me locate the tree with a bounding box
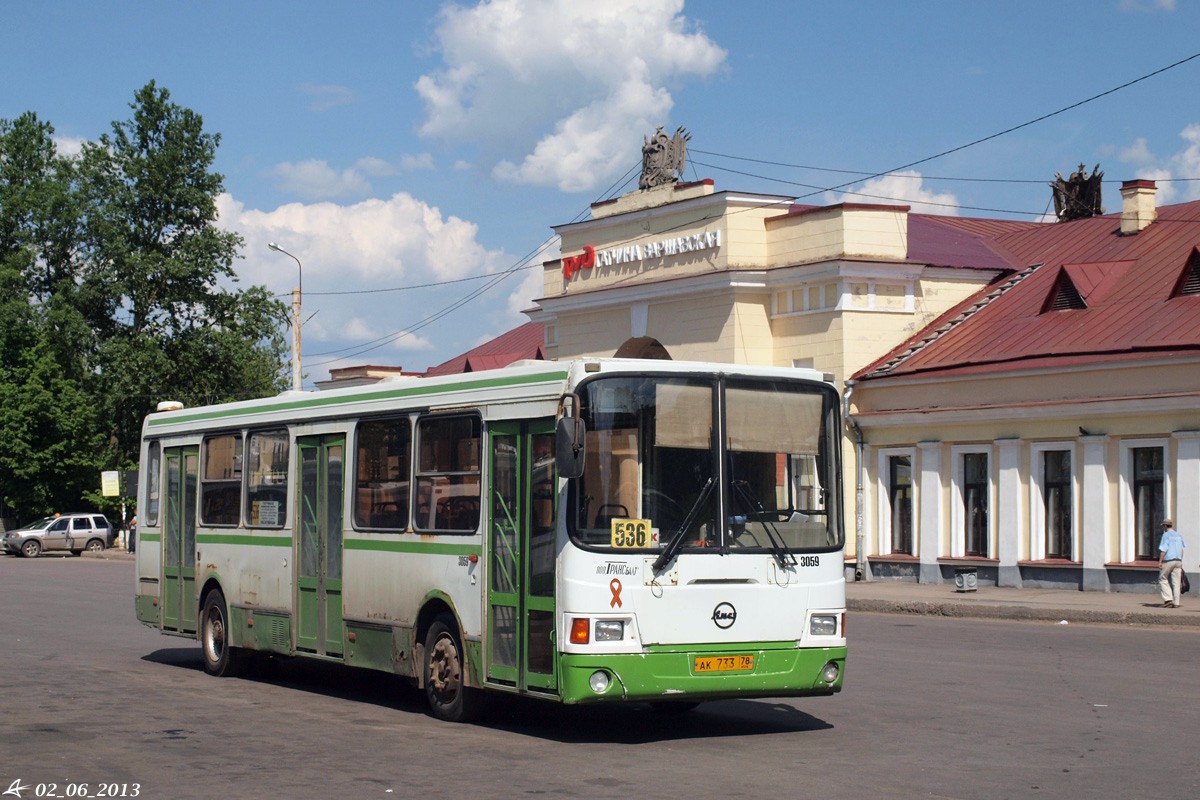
[0,112,97,521]
[78,81,289,475]
[0,84,288,523]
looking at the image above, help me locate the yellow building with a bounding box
[526,176,1198,593]
[528,178,1011,577]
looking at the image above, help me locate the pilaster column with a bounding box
[917,441,942,584]
[1080,434,1110,592]
[996,438,1022,588]
[1172,431,1200,580]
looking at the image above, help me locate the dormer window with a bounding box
[1043,270,1086,312]
[1172,248,1200,297]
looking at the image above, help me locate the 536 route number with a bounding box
[610,518,652,548]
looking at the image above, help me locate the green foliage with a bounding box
[0,83,287,524]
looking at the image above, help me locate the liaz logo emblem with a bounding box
[711,602,737,629]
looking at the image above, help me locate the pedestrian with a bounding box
[127,514,137,554]
[1157,518,1185,608]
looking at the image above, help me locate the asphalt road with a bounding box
[2,554,1199,800]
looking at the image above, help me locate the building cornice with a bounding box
[552,190,795,237]
[851,390,1200,430]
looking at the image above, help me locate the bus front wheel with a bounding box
[201,590,247,678]
[423,614,482,722]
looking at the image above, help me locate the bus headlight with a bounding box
[821,662,840,684]
[594,620,624,641]
[810,614,838,636]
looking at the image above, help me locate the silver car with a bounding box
[2,514,113,558]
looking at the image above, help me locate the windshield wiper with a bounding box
[652,477,715,574]
[731,480,797,570]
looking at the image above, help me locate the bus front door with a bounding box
[296,435,345,657]
[487,420,557,693]
[162,447,198,634]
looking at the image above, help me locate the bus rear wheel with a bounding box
[201,590,247,678]
[423,614,482,722]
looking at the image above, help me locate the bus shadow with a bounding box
[142,647,431,715]
[479,693,834,743]
[141,647,834,741]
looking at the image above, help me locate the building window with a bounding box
[888,455,913,555]
[961,452,989,557]
[1043,450,1072,558]
[1031,443,1075,561]
[1132,446,1165,560]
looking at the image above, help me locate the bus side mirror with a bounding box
[555,416,586,479]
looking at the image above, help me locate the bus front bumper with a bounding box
[558,644,846,705]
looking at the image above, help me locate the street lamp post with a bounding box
[268,242,303,392]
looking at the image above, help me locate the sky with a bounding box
[5,0,1200,386]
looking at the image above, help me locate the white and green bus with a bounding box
[134,358,846,721]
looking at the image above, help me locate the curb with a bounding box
[848,598,1200,628]
[82,549,136,562]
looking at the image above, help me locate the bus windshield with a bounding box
[568,373,841,554]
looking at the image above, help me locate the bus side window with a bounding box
[415,415,481,533]
[355,418,412,530]
[146,441,161,527]
[246,429,289,528]
[201,433,242,526]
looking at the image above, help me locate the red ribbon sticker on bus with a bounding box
[610,578,623,608]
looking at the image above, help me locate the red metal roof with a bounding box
[423,321,546,377]
[856,199,1200,381]
[906,214,1035,271]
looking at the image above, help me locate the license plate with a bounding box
[693,654,755,673]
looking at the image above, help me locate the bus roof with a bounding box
[142,357,833,435]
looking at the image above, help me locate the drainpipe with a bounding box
[844,380,869,582]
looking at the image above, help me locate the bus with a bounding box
[134,358,846,721]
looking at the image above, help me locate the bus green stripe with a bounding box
[196,533,292,547]
[140,533,161,543]
[187,532,478,557]
[344,538,480,557]
[147,370,569,427]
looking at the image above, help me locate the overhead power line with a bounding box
[302,48,1200,365]
[796,48,1200,200]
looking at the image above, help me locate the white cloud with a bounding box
[215,190,517,367]
[355,156,399,177]
[300,83,357,112]
[53,136,85,157]
[1170,123,1200,201]
[1118,0,1175,11]
[220,191,509,284]
[268,156,437,199]
[415,0,726,192]
[1114,123,1200,204]
[343,317,434,353]
[400,152,435,171]
[825,171,961,215]
[1119,137,1156,166]
[268,159,372,199]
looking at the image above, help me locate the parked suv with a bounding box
[2,513,114,558]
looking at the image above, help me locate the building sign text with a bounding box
[563,230,721,280]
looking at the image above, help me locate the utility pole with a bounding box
[269,243,304,392]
